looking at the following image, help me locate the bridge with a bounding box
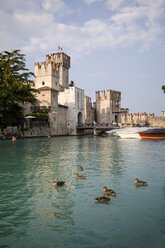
[76,125,114,135]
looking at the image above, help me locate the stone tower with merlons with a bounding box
[95,89,121,125]
[34,52,70,91]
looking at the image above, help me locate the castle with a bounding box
[30,51,123,135]
[29,51,165,135]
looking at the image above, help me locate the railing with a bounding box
[30,106,51,113]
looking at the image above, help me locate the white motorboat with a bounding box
[106,127,150,139]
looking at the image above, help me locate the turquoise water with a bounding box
[0,136,165,248]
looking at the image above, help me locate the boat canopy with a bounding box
[139,128,165,134]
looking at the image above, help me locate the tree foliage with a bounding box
[26,113,49,121]
[162,85,165,93]
[0,49,38,127]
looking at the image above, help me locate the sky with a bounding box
[0,0,165,116]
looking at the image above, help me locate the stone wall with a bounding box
[148,117,165,128]
[56,105,68,135]
[121,112,165,128]
[0,122,51,139]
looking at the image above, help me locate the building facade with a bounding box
[58,85,85,135]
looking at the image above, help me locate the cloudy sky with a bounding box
[0,0,165,115]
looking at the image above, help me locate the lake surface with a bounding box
[0,136,165,248]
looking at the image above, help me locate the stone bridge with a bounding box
[77,125,114,135]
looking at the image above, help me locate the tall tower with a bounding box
[95,89,121,125]
[46,52,70,90]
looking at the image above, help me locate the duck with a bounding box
[75,173,86,179]
[52,181,65,186]
[102,186,116,196]
[134,178,147,186]
[78,165,83,171]
[94,196,111,203]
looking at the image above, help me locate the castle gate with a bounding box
[115,115,118,124]
[78,112,83,125]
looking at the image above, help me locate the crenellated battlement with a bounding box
[140,112,147,116]
[124,112,148,118]
[46,52,70,69]
[34,51,71,91]
[149,113,154,117]
[84,96,92,104]
[34,60,60,77]
[96,89,121,101]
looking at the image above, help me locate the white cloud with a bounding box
[106,0,125,10]
[0,0,165,62]
[84,0,103,4]
[41,0,72,15]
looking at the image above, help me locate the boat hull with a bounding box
[139,133,165,140]
[107,127,150,139]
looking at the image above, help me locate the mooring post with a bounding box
[93,121,97,136]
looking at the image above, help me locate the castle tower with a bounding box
[95,89,121,126]
[34,61,59,91]
[46,52,70,90]
[34,52,70,91]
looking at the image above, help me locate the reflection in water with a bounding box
[75,136,125,188]
[22,138,76,233]
[0,137,165,248]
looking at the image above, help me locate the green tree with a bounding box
[0,49,38,127]
[162,85,165,93]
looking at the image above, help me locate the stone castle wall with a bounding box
[121,112,165,128]
[0,122,51,139]
[56,105,68,135]
[148,117,165,128]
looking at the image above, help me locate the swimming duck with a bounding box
[134,178,147,186]
[75,173,86,179]
[102,186,116,196]
[94,196,111,203]
[52,181,65,186]
[78,165,83,171]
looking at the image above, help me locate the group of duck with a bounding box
[52,166,147,203]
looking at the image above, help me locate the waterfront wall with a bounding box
[121,112,165,128]
[0,121,57,140]
[148,117,165,128]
